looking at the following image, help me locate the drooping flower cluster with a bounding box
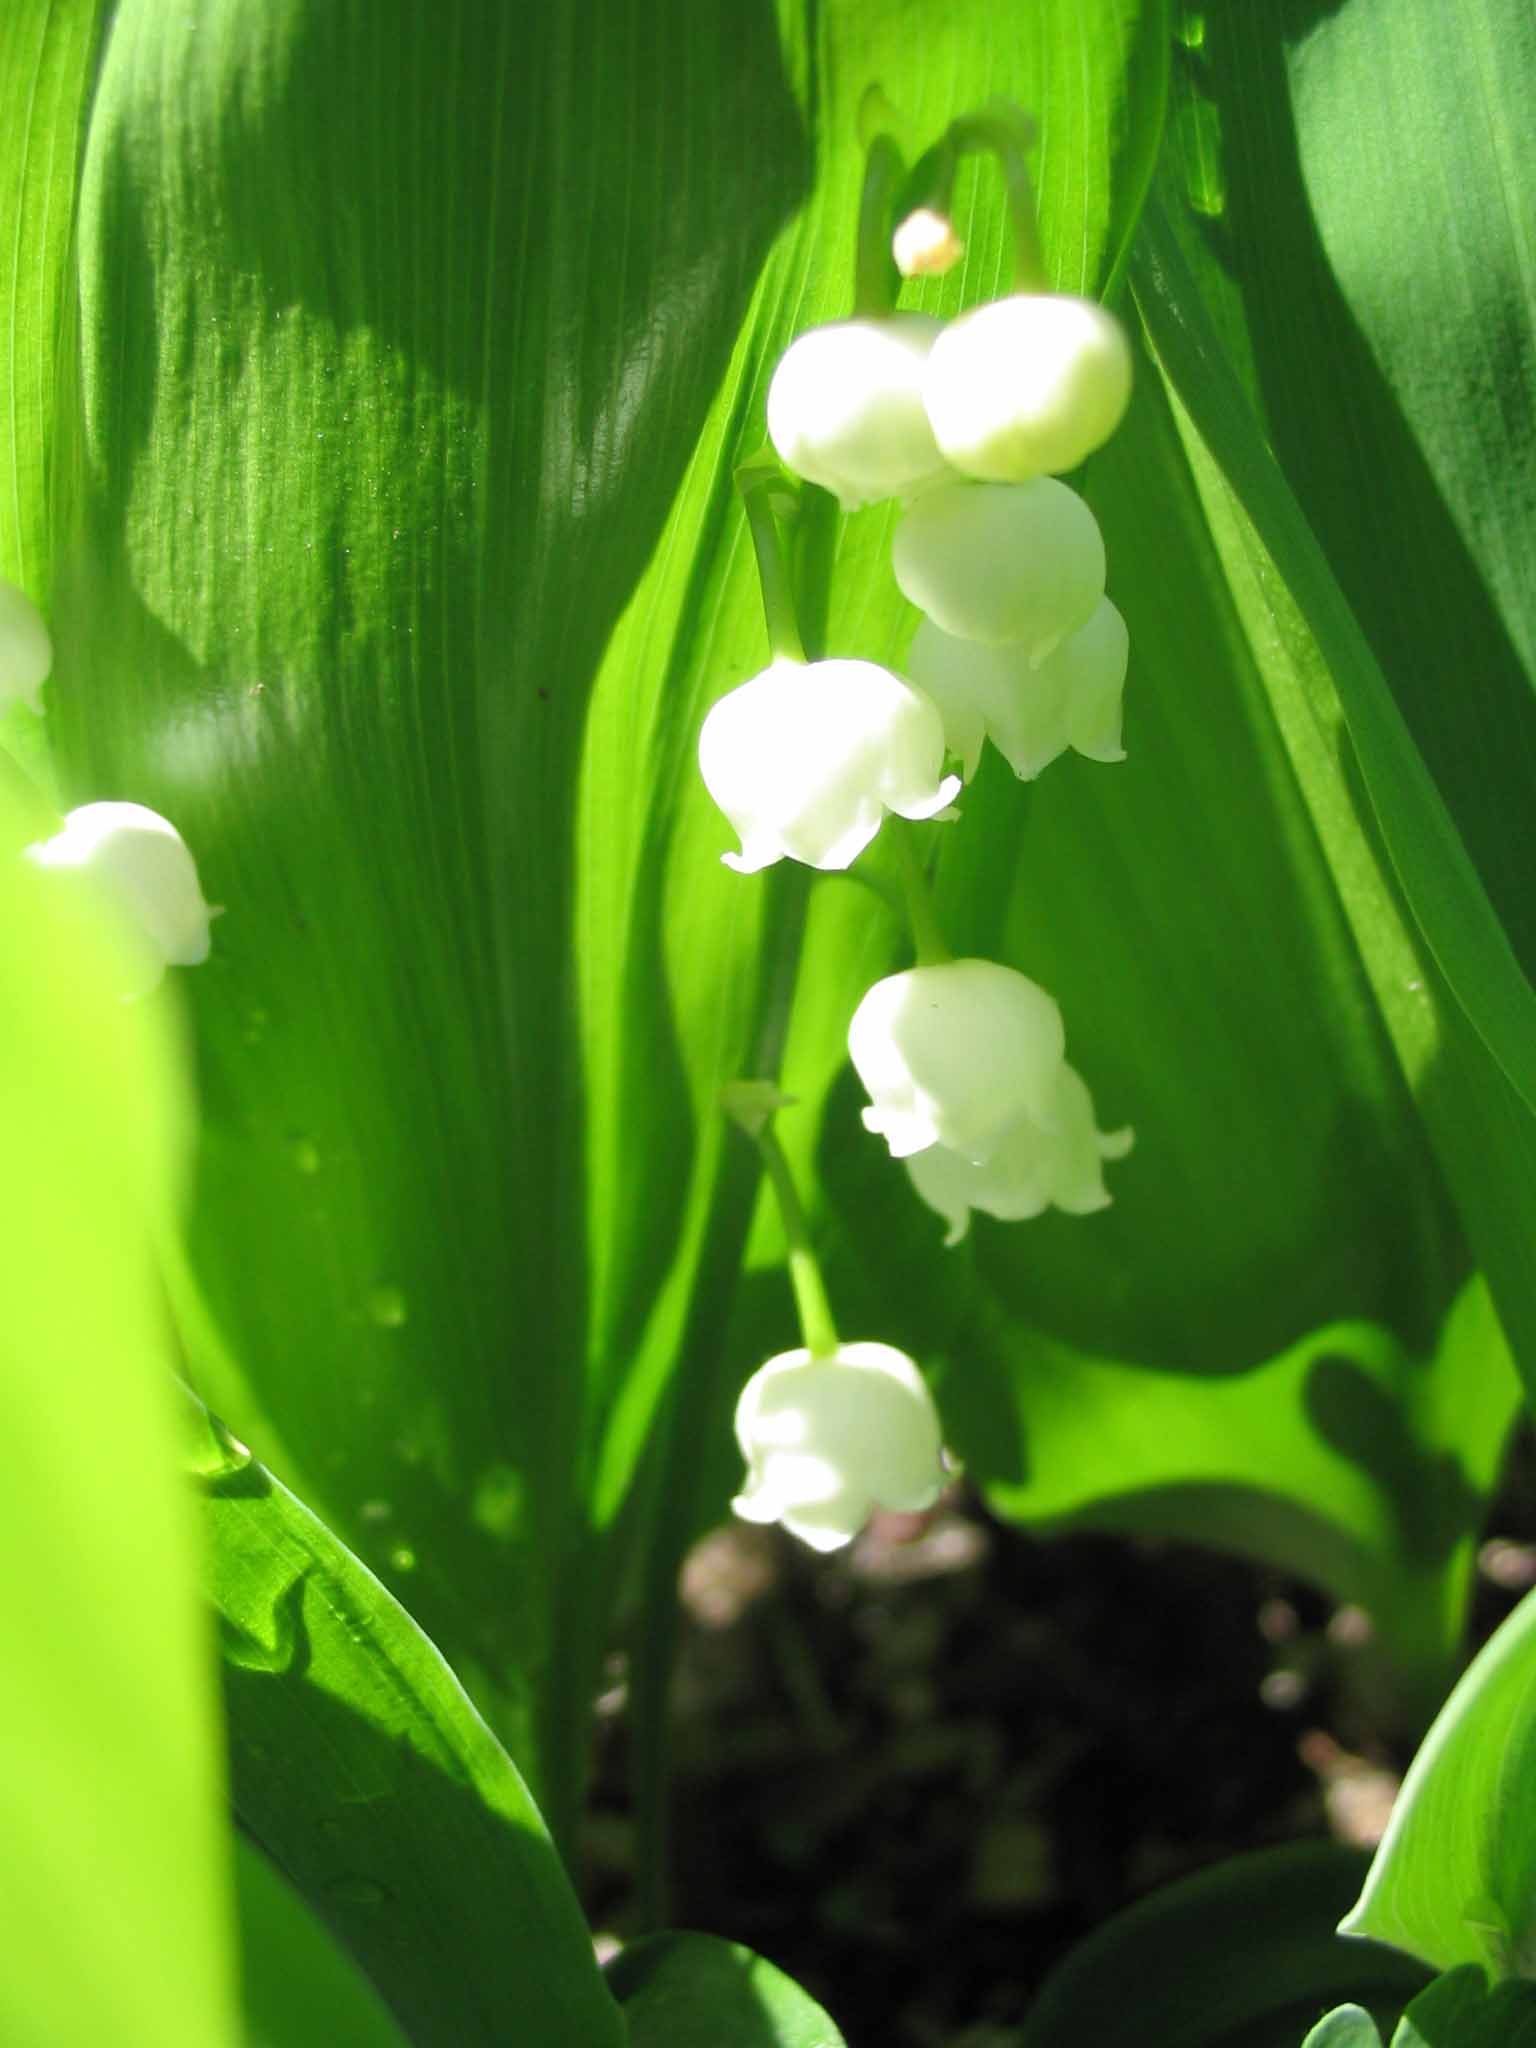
[698,111,1139,1551]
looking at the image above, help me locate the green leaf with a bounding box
[235,1833,409,2048]
[1390,1969,1536,2048]
[1016,1844,1427,2048]
[0,0,110,597]
[607,1932,847,2048]
[1137,3,1536,1394]
[0,779,237,2045]
[1342,1583,1536,1979]
[1303,2011,1383,2048]
[189,1390,624,2048]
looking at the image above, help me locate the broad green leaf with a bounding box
[1016,1844,1427,2048]
[189,1390,624,2048]
[1342,1584,1536,1979]
[47,0,1170,1855]
[0,781,236,2045]
[607,1931,847,2048]
[1390,1969,1536,2048]
[235,1833,409,2048]
[1133,203,1536,1400]
[1138,2,1536,1389]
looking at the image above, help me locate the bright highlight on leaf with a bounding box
[923,294,1133,480]
[0,576,51,714]
[892,476,1106,656]
[765,315,953,510]
[907,596,1129,780]
[732,1341,946,1551]
[698,656,961,873]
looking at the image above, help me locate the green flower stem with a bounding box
[948,102,1049,292]
[723,1085,840,1359]
[736,458,806,665]
[853,131,907,318]
[899,133,960,230]
[886,819,952,965]
[758,1122,841,1359]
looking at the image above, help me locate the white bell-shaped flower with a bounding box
[907,597,1129,781]
[732,1341,946,1552]
[0,576,52,715]
[848,957,1066,1163]
[906,1061,1134,1244]
[766,315,954,511]
[923,295,1133,481]
[699,657,961,875]
[892,477,1105,660]
[25,801,215,993]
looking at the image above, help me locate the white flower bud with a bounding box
[732,1341,946,1552]
[848,957,1066,1163]
[0,576,52,715]
[892,209,964,279]
[766,315,954,510]
[905,1062,1134,1244]
[25,801,215,992]
[907,597,1129,781]
[923,294,1133,480]
[698,657,961,875]
[892,477,1105,660]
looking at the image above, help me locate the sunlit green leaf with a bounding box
[607,1931,847,2048]
[0,779,236,2046]
[1303,2011,1384,2048]
[190,1391,624,2048]
[1342,1585,1536,1979]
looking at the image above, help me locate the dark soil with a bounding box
[583,1448,1536,2048]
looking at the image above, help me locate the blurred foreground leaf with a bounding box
[0,782,236,2045]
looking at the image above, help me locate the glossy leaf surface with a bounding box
[1343,1584,1536,1978]
[190,1392,624,2048]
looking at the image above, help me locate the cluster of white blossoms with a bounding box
[706,127,1139,1554]
[2,574,214,995]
